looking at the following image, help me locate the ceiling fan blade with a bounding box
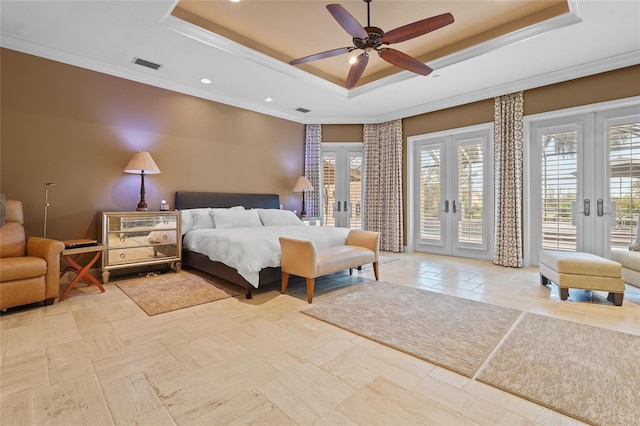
[382,12,454,44]
[379,48,433,76]
[290,47,353,65]
[327,4,368,39]
[346,52,369,89]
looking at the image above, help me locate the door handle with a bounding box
[452,200,457,214]
[597,199,604,217]
[444,200,449,213]
[336,201,341,212]
[343,201,348,212]
[583,199,590,216]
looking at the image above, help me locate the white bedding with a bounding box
[183,225,350,287]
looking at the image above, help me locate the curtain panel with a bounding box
[363,119,404,253]
[304,124,321,218]
[493,92,524,267]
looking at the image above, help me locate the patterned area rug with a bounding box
[476,313,640,426]
[302,282,522,377]
[116,271,235,316]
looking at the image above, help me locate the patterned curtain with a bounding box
[304,124,321,217]
[364,119,404,252]
[493,92,524,267]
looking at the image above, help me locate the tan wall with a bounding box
[322,124,364,142]
[0,49,305,241]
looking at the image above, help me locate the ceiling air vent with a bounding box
[295,107,311,113]
[133,57,162,70]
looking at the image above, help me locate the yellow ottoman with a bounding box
[539,250,624,306]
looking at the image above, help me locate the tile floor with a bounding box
[1,252,639,425]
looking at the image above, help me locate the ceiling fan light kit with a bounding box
[290,0,454,89]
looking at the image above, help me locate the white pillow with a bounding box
[212,208,263,229]
[192,208,215,230]
[258,209,303,226]
[180,209,194,235]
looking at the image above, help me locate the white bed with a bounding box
[183,225,349,287]
[173,191,351,298]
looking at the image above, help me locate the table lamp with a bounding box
[124,151,161,211]
[293,176,313,217]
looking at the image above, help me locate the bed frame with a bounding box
[174,191,282,299]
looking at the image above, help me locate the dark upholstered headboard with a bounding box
[174,191,280,210]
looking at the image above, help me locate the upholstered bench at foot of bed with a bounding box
[279,230,380,304]
[539,250,625,306]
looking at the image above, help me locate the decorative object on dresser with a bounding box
[293,176,313,217]
[123,151,161,211]
[100,211,181,283]
[0,198,65,309]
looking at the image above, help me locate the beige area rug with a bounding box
[116,271,236,316]
[476,313,640,426]
[302,282,522,377]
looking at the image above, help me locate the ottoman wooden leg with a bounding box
[559,287,569,301]
[607,292,624,306]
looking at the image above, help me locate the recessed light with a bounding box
[200,78,212,84]
[265,97,273,103]
[230,0,240,3]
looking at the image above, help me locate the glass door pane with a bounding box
[457,142,484,245]
[348,153,363,229]
[610,120,640,249]
[540,129,578,251]
[322,154,337,227]
[419,146,443,243]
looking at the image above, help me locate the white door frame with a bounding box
[523,96,640,265]
[407,122,494,259]
[320,142,364,228]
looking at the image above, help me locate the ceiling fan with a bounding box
[289,0,454,89]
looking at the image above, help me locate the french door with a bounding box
[408,126,493,259]
[528,104,640,261]
[321,143,363,229]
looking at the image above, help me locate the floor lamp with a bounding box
[124,151,161,211]
[43,182,56,238]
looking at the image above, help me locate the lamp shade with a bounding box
[124,151,161,174]
[293,176,313,192]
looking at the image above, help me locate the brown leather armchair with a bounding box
[0,199,65,309]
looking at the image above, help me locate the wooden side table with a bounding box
[59,240,106,301]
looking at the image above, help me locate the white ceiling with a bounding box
[1,0,639,124]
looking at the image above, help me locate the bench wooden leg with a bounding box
[281,272,290,294]
[541,274,549,285]
[373,262,379,281]
[559,287,569,300]
[306,278,315,304]
[607,292,624,306]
